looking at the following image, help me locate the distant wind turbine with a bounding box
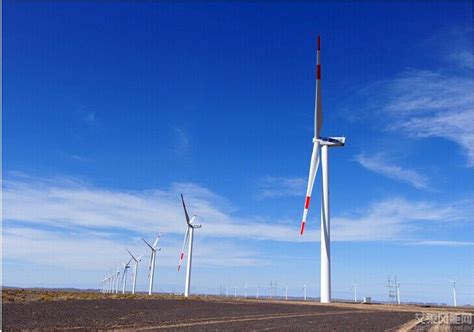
[449,279,457,307]
[126,248,143,295]
[142,234,161,295]
[121,259,132,294]
[177,194,201,297]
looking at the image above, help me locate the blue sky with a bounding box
[3,1,473,304]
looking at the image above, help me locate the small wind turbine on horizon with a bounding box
[177,194,201,297]
[352,279,357,303]
[299,35,345,304]
[126,248,143,295]
[121,259,132,294]
[142,234,161,295]
[114,264,120,294]
[449,279,457,307]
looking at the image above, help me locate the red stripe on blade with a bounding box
[300,222,306,235]
[180,252,184,259]
[178,265,181,271]
[305,196,311,209]
[317,36,321,51]
[317,65,321,80]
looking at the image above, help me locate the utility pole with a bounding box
[285,283,288,301]
[304,284,307,301]
[256,284,259,299]
[234,285,237,298]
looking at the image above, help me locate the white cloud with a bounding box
[332,197,465,241]
[377,67,474,166]
[408,240,474,247]
[257,176,306,198]
[449,50,474,70]
[3,174,308,243]
[355,153,429,189]
[4,173,469,249]
[2,226,263,270]
[172,127,190,156]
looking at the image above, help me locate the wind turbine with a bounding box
[449,279,457,307]
[121,259,132,294]
[352,279,357,303]
[299,35,345,304]
[126,248,143,295]
[142,234,161,295]
[177,194,201,297]
[115,264,120,294]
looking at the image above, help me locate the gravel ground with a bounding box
[2,297,425,331]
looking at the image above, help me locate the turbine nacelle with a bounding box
[317,136,346,147]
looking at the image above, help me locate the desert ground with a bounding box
[2,289,473,331]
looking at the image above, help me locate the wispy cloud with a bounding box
[257,176,306,198]
[407,240,474,247]
[355,153,429,189]
[449,50,474,70]
[373,61,474,166]
[2,226,263,270]
[83,112,96,125]
[4,173,470,247]
[332,197,469,242]
[172,127,190,156]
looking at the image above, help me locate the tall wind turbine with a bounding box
[177,194,201,297]
[126,248,143,295]
[142,234,161,295]
[299,35,345,304]
[121,259,132,294]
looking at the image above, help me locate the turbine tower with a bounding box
[126,248,143,295]
[177,194,201,297]
[142,234,161,295]
[121,259,132,294]
[449,280,457,307]
[299,35,345,304]
[115,263,120,294]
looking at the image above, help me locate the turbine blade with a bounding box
[148,254,153,279]
[300,141,320,235]
[315,35,323,138]
[152,234,161,248]
[125,248,137,262]
[180,194,191,225]
[178,227,190,271]
[142,237,153,250]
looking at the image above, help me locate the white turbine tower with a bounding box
[352,279,357,303]
[126,248,143,295]
[115,264,120,294]
[142,234,161,295]
[177,194,201,297]
[449,280,457,307]
[121,259,132,294]
[299,35,345,304]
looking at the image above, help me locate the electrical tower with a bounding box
[386,276,399,304]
